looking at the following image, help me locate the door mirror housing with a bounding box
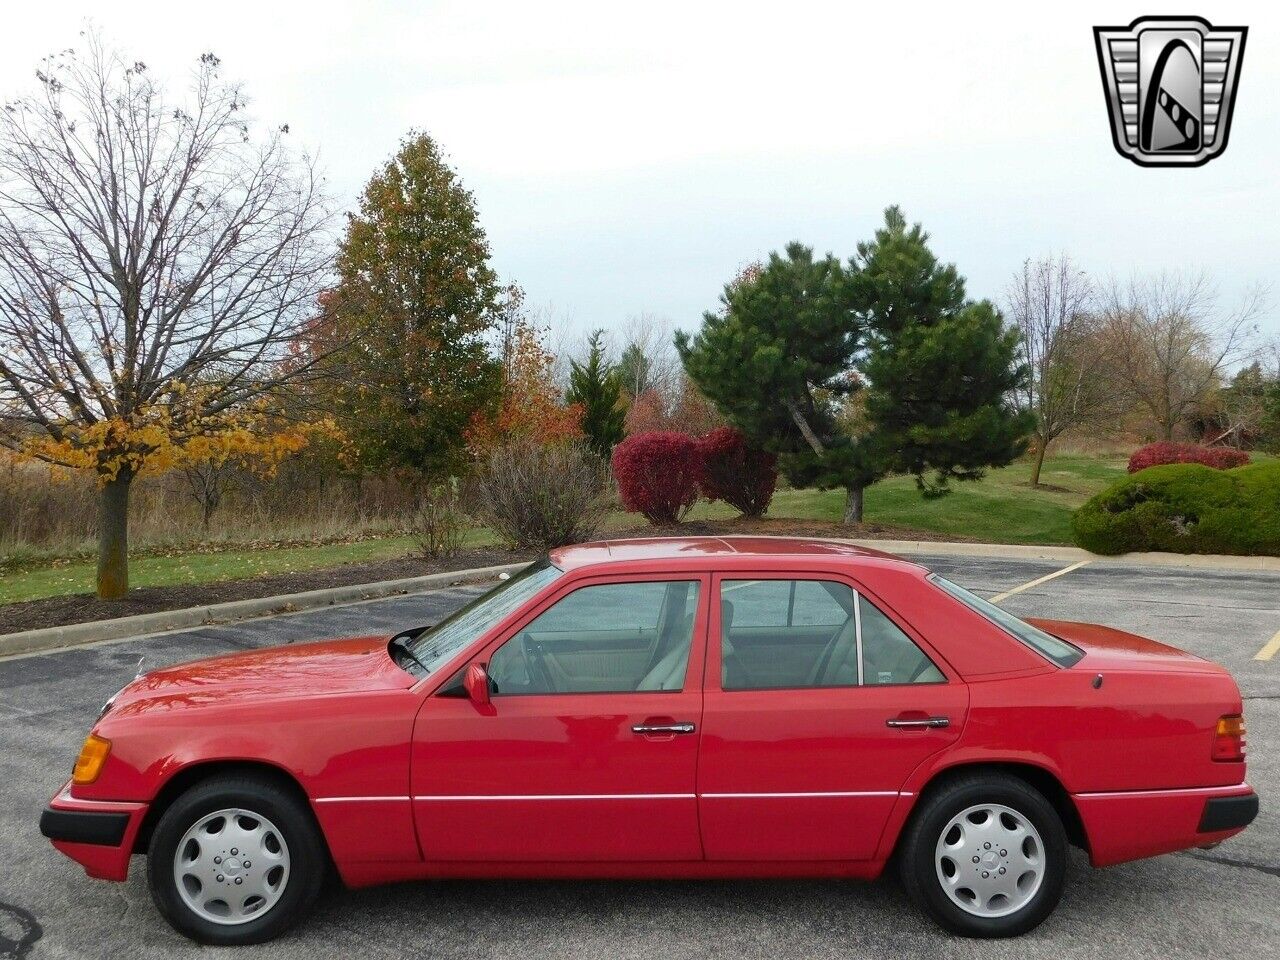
[464,662,491,707]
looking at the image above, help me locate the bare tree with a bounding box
[617,313,679,400]
[1005,256,1112,486]
[1095,273,1261,443]
[0,36,331,598]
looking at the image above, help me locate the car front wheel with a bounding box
[899,773,1067,937]
[147,774,326,945]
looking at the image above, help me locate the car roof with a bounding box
[548,536,925,574]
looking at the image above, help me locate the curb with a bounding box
[843,539,1280,571]
[0,563,530,660]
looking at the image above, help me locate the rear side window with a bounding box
[859,595,944,685]
[720,579,942,689]
[930,575,1083,667]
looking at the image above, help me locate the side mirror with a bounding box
[464,662,491,707]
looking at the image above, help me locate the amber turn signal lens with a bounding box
[1212,715,1246,762]
[72,734,111,784]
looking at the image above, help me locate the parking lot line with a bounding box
[1253,628,1280,662]
[989,560,1093,604]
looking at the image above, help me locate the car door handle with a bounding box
[885,716,950,729]
[632,722,696,735]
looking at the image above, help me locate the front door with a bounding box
[411,573,709,862]
[698,572,969,861]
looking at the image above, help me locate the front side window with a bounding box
[488,580,701,694]
[720,578,943,689]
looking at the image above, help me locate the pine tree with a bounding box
[675,244,876,521]
[567,330,626,458]
[678,211,1034,524]
[852,207,1033,497]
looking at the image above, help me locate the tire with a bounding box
[147,774,327,945]
[898,773,1067,938]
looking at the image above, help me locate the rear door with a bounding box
[698,571,968,861]
[411,573,709,862]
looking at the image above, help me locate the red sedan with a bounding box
[41,537,1257,945]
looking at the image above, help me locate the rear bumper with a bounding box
[1074,783,1257,868]
[41,781,147,881]
[1198,792,1259,833]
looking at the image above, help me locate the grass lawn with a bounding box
[0,530,505,605]
[714,454,1127,546]
[0,454,1127,605]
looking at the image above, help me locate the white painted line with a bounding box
[989,560,1093,604]
[1253,628,1280,662]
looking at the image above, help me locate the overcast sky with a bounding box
[1,1,1276,343]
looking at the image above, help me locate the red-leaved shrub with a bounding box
[697,426,777,517]
[1127,442,1250,474]
[612,431,702,524]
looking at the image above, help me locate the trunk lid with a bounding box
[1027,617,1226,675]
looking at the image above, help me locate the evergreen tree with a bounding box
[678,210,1033,523]
[675,243,875,521]
[566,330,626,458]
[852,206,1033,497]
[329,132,502,481]
[617,343,654,399]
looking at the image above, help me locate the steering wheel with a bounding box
[520,632,556,693]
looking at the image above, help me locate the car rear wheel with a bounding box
[147,774,326,945]
[899,773,1067,937]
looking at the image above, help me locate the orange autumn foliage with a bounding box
[467,319,583,452]
[14,381,339,484]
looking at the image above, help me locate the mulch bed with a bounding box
[0,518,966,637]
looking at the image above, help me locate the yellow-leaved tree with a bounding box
[0,37,332,598]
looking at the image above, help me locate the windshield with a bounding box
[403,558,563,674]
[929,575,1083,668]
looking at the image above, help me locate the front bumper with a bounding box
[41,781,147,881]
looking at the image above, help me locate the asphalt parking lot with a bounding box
[1,554,1276,960]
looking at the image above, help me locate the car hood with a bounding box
[1027,618,1223,674]
[106,636,415,716]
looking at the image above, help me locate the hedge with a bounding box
[697,426,777,517]
[612,431,702,524]
[1072,461,1280,556]
[1127,441,1249,473]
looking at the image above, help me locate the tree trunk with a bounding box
[1029,436,1048,487]
[97,469,133,600]
[843,485,864,524]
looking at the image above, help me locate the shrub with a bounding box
[612,431,702,524]
[412,483,470,559]
[697,426,777,517]
[1127,442,1250,473]
[468,441,608,550]
[1072,461,1280,556]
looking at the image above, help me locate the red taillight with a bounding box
[1212,714,1246,762]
